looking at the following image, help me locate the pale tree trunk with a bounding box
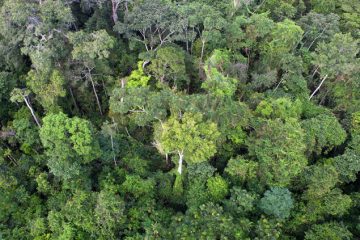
[200,39,206,65]
[165,153,169,166]
[233,0,241,8]
[177,151,184,175]
[87,67,103,115]
[121,78,125,103]
[23,96,41,128]
[309,75,328,100]
[111,0,120,24]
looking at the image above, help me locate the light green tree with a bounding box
[262,19,304,66]
[202,50,238,97]
[206,174,229,202]
[154,112,220,175]
[39,112,101,180]
[125,61,150,88]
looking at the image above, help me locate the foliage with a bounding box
[2,0,360,238]
[206,174,229,202]
[302,114,347,155]
[148,46,188,89]
[312,33,359,78]
[247,118,307,187]
[224,187,258,216]
[126,61,150,88]
[259,187,294,219]
[154,112,220,174]
[39,112,100,180]
[68,30,115,63]
[305,222,352,240]
[262,19,304,66]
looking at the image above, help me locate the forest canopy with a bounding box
[0,0,360,239]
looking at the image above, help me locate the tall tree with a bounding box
[68,29,115,115]
[154,112,220,175]
[39,112,101,180]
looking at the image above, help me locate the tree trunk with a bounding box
[121,78,125,103]
[87,68,103,115]
[309,75,328,100]
[177,151,184,175]
[165,153,169,166]
[200,39,206,65]
[111,0,120,24]
[23,96,41,128]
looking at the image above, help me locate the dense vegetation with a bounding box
[0,0,360,239]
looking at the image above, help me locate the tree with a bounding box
[11,107,41,154]
[148,46,189,89]
[310,33,359,107]
[312,33,359,79]
[39,112,101,180]
[298,12,340,50]
[262,19,304,66]
[255,98,302,120]
[302,114,347,155]
[225,156,259,187]
[310,0,336,14]
[10,88,41,127]
[302,163,339,200]
[258,0,298,20]
[125,61,150,88]
[254,216,284,240]
[26,69,66,112]
[23,0,74,69]
[154,112,220,175]
[68,29,115,115]
[332,151,360,184]
[168,203,248,239]
[247,118,307,187]
[202,50,238,97]
[189,3,227,64]
[305,222,352,240]
[95,188,126,239]
[224,187,258,217]
[339,0,360,38]
[185,162,216,208]
[109,87,170,126]
[259,187,294,219]
[202,67,238,97]
[206,174,229,202]
[114,0,180,53]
